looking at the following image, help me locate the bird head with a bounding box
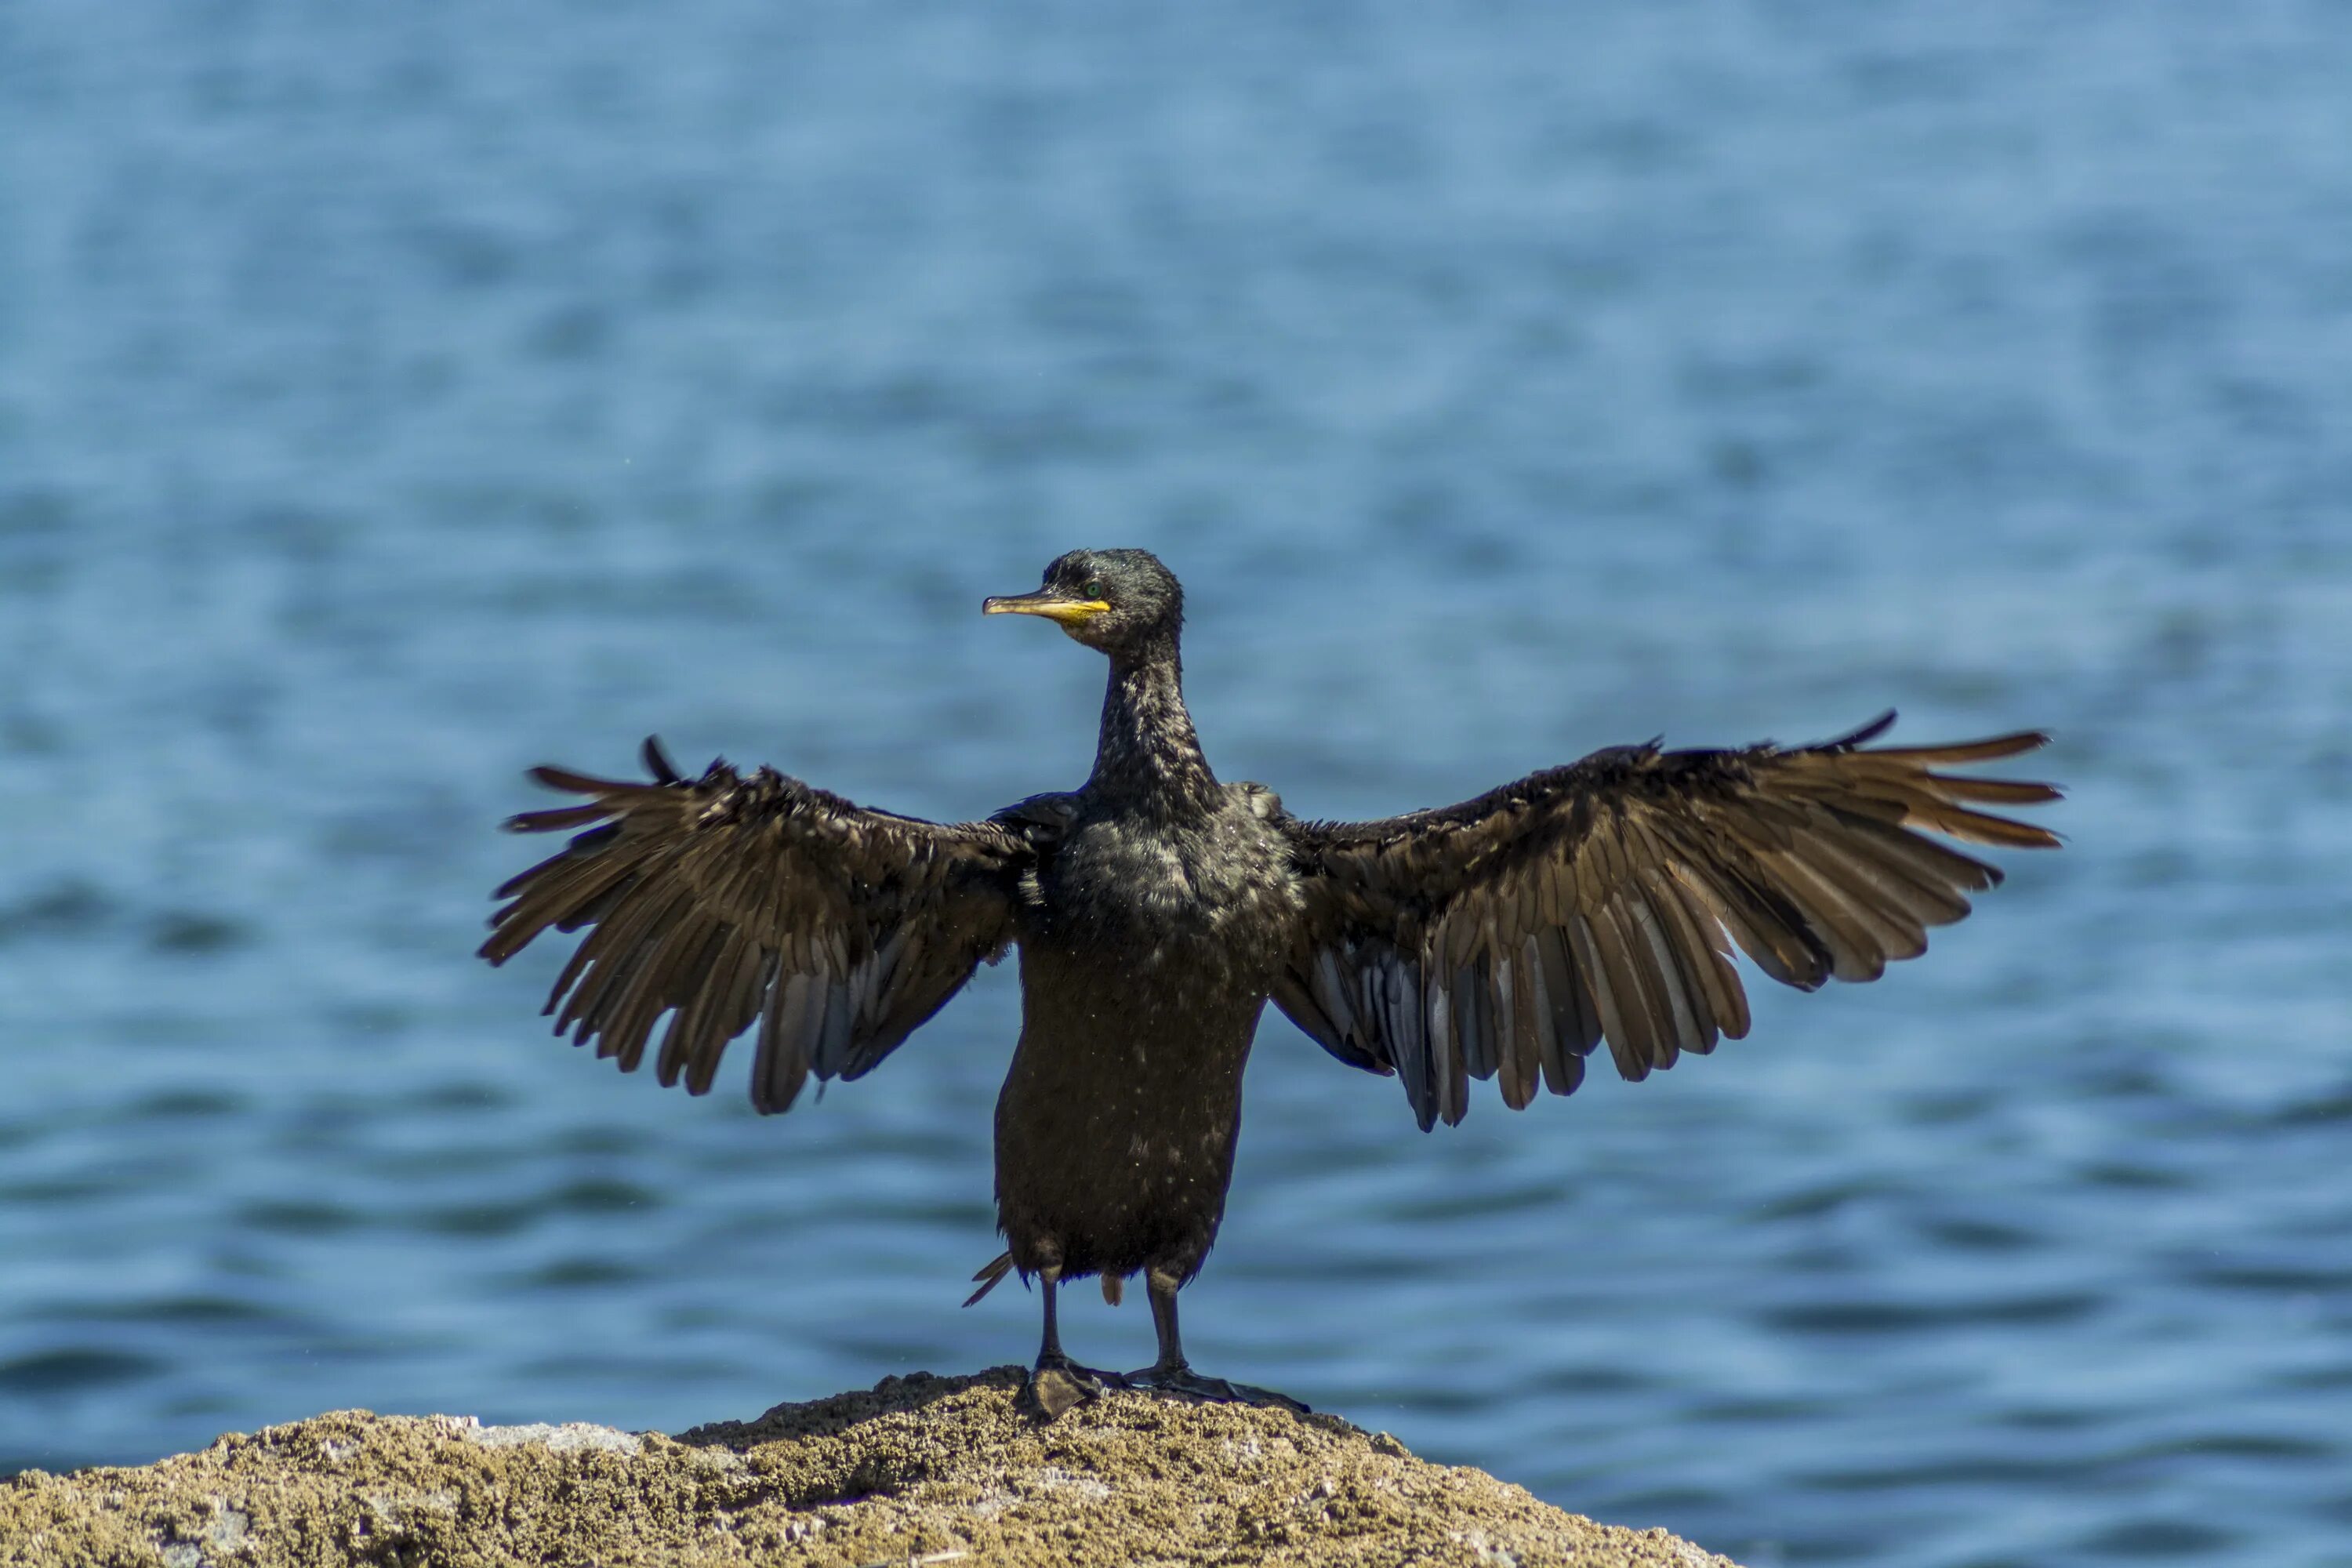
[983,549,1183,656]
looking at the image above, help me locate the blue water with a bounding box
[4,5,2349,1565]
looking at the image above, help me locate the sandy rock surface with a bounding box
[0,1367,1742,1566]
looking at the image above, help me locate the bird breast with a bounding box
[1026,803,1301,990]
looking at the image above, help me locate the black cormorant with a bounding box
[481,548,2059,1412]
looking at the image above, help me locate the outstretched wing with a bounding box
[481,739,1033,1113]
[1272,713,2060,1130]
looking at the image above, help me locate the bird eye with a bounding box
[1083,576,1105,599]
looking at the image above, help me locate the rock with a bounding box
[0,1367,1744,1566]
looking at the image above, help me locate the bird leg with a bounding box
[1121,1271,1310,1414]
[1025,1267,1123,1418]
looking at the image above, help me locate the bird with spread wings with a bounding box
[484,548,2058,1411]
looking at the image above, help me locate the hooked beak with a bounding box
[982,589,1113,627]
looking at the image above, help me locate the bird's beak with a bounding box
[982,590,1113,626]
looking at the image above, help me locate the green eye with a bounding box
[1083,577,1105,599]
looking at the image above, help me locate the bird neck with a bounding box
[1091,637,1218,811]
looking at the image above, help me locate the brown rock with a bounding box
[0,1368,1743,1566]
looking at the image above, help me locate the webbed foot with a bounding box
[1122,1361,1309,1414]
[1025,1353,1127,1420]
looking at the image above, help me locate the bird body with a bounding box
[996,613,1300,1301]
[481,548,2060,1409]
[998,793,1296,1294]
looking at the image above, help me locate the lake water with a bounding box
[3,5,2349,1565]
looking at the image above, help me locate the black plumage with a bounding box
[483,548,2060,1410]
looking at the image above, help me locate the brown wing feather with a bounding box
[481,742,1032,1112]
[1276,713,2059,1130]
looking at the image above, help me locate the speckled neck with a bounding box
[1091,633,1219,814]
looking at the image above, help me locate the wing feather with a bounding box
[1533,926,1599,1085]
[1644,863,1744,1045]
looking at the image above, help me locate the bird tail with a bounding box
[964,1252,1015,1307]
[964,1251,1125,1306]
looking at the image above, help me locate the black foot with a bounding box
[1122,1362,1309,1414]
[1025,1355,1126,1420]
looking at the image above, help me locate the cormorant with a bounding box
[481,548,2059,1413]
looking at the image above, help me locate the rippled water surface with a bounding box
[5,6,2350,1566]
